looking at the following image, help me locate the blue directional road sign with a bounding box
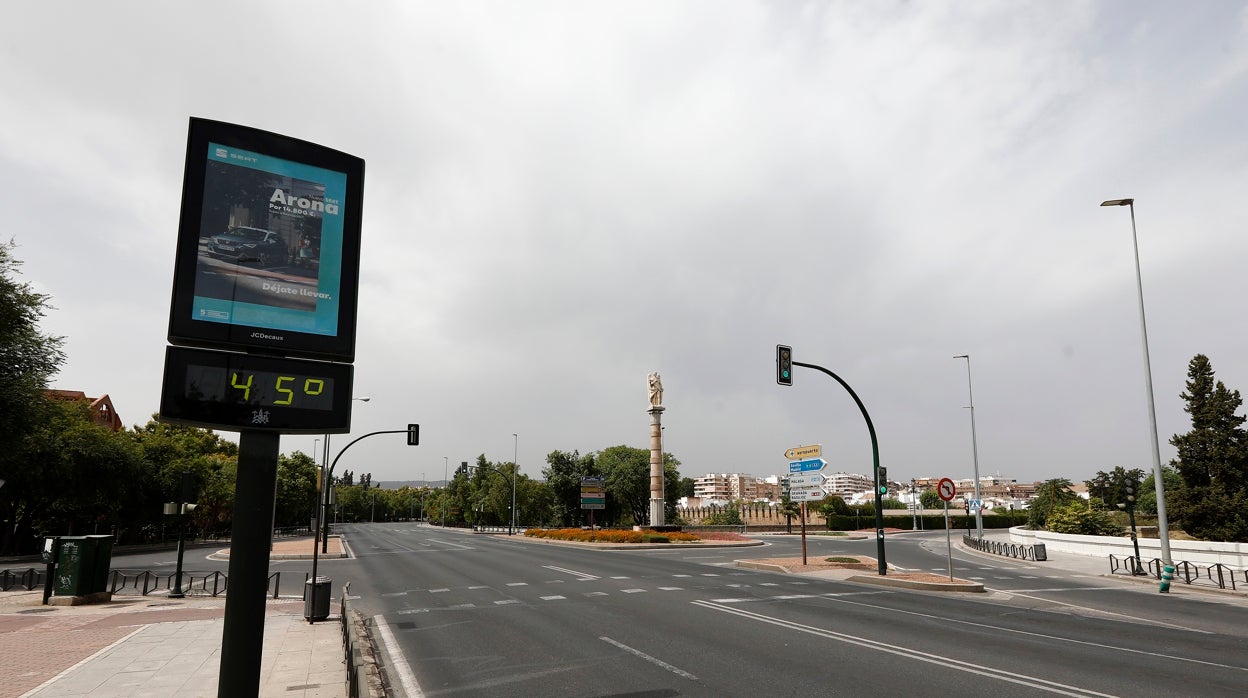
[789,458,826,473]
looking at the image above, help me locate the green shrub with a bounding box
[1046,502,1122,536]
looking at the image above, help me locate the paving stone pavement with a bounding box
[0,536,349,698]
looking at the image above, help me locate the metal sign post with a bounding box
[937,477,956,581]
[944,500,953,581]
[800,502,807,565]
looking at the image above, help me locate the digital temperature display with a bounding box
[184,365,336,411]
[160,346,353,434]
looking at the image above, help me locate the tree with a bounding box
[128,417,239,540]
[702,504,743,526]
[1170,354,1248,489]
[0,240,66,455]
[919,489,943,510]
[0,241,69,552]
[595,445,680,526]
[275,451,318,528]
[679,477,696,499]
[1168,355,1248,542]
[1134,465,1181,516]
[1027,478,1078,530]
[541,449,598,527]
[1084,466,1147,510]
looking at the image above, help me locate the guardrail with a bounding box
[0,568,42,591]
[103,569,304,598]
[1109,554,1241,591]
[963,534,1047,561]
[341,596,383,697]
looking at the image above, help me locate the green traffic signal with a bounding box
[777,345,793,386]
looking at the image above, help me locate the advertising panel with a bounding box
[167,118,364,362]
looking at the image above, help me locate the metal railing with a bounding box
[963,534,1045,561]
[1109,554,1241,591]
[0,568,42,591]
[105,569,304,598]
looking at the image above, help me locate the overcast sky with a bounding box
[4,2,1247,487]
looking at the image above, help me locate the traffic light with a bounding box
[407,423,420,446]
[776,345,793,386]
[1124,479,1136,509]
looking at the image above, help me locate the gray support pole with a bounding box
[1126,203,1173,567]
[218,430,281,697]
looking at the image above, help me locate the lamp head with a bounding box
[1100,198,1134,207]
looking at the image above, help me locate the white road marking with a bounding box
[542,565,600,581]
[374,615,423,697]
[692,601,1116,697]
[600,637,698,681]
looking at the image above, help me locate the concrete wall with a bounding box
[1009,526,1248,567]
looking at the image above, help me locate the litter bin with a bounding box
[1032,543,1047,562]
[304,576,332,621]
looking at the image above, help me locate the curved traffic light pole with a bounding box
[309,429,413,624]
[792,360,887,576]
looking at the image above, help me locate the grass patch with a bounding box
[825,557,862,564]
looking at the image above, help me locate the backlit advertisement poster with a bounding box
[167,118,363,362]
[192,143,346,335]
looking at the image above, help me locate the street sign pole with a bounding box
[944,500,953,581]
[800,502,807,565]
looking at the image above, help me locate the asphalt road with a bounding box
[334,524,1248,697]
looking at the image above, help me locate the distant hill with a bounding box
[375,480,444,490]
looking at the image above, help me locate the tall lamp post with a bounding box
[1101,198,1173,567]
[441,457,448,527]
[320,397,370,554]
[953,355,983,538]
[511,434,519,535]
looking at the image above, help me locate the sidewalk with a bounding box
[0,536,349,698]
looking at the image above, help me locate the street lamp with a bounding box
[953,355,983,538]
[441,457,448,527]
[511,433,518,536]
[1101,198,1173,567]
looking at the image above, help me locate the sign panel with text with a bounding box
[167,118,365,362]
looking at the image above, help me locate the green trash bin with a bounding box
[52,535,114,596]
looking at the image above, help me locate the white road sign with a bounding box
[789,487,826,502]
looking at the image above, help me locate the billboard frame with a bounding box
[167,117,364,362]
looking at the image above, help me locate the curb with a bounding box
[733,559,985,593]
[843,574,985,593]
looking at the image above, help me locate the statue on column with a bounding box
[647,372,664,408]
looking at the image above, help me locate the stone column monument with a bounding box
[647,372,665,527]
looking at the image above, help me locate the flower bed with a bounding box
[524,528,701,543]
